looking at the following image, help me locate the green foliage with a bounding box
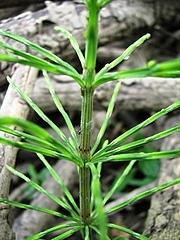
[139,159,160,180]
[26,222,80,240]
[0,0,180,239]
[92,81,121,154]
[90,163,108,240]
[108,224,148,240]
[0,30,83,86]
[106,178,180,214]
[55,26,85,68]
[103,160,136,204]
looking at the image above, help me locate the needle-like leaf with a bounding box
[0,30,83,86]
[51,227,81,240]
[7,76,67,141]
[0,53,65,74]
[96,34,151,81]
[106,178,180,214]
[0,198,68,219]
[96,124,180,161]
[7,76,80,159]
[6,165,77,217]
[0,116,77,161]
[0,41,76,77]
[103,160,136,204]
[0,116,51,141]
[108,224,148,240]
[93,100,180,160]
[26,222,79,240]
[55,26,85,69]
[37,154,79,214]
[111,125,180,154]
[0,135,60,157]
[93,149,180,163]
[43,70,79,148]
[90,163,108,240]
[0,30,78,74]
[98,0,112,8]
[91,81,121,154]
[94,58,180,87]
[0,126,57,150]
[111,101,180,147]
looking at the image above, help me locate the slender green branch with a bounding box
[79,1,100,225]
[106,178,180,214]
[84,0,99,87]
[79,88,94,224]
[108,224,148,240]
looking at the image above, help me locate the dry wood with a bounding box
[32,76,180,112]
[144,116,180,240]
[1,76,180,115]
[0,66,38,240]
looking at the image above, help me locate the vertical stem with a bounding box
[79,0,100,225]
[85,2,99,87]
[79,88,93,224]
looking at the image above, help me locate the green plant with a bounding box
[0,0,180,239]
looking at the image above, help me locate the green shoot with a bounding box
[85,226,90,240]
[55,26,85,69]
[90,163,108,240]
[108,224,148,240]
[37,154,79,214]
[26,222,80,240]
[93,149,180,163]
[103,160,136,204]
[95,33,151,82]
[6,165,78,218]
[51,227,82,240]
[43,70,79,148]
[0,198,68,219]
[93,100,180,161]
[106,178,180,214]
[94,58,180,86]
[91,81,121,154]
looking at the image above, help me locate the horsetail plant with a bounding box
[0,0,180,239]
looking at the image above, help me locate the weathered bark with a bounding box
[32,76,180,112]
[1,76,180,113]
[144,116,180,240]
[0,66,38,240]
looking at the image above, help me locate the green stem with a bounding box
[79,0,100,225]
[79,88,94,224]
[85,1,99,87]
